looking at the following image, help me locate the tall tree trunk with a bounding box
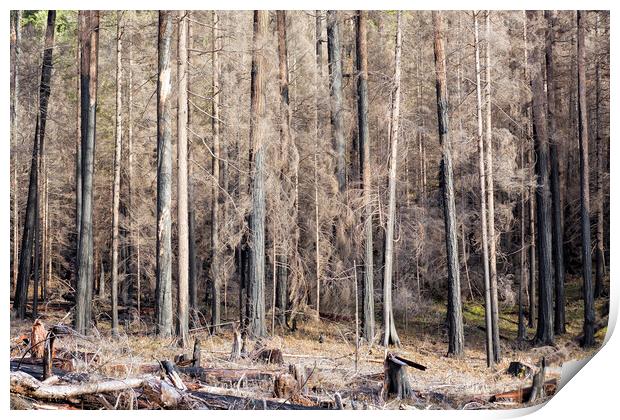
[526,11,554,347]
[210,10,222,334]
[156,11,174,337]
[14,11,56,320]
[11,11,21,293]
[433,11,464,357]
[187,13,198,312]
[313,11,323,317]
[75,10,98,334]
[518,11,529,344]
[473,11,494,367]
[127,12,135,312]
[577,10,595,348]
[356,10,375,342]
[544,10,566,336]
[177,10,190,346]
[382,11,402,348]
[248,10,268,338]
[327,10,346,193]
[111,11,123,337]
[594,13,605,299]
[75,13,84,291]
[127,12,140,317]
[276,10,292,328]
[484,11,501,363]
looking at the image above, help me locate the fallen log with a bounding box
[10,371,148,401]
[178,366,276,385]
[489,379,557,404]
[10,359,70,380]
[189,389,322,410]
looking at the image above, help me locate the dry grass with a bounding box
[10,275,607,409]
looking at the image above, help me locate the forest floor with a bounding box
[10,275,608,410]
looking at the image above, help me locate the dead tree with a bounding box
[355,10,375,342]
[545,10,566,336]
[594,13,606,299]
[326,10,346,193]
[210,10,222,334]
[248,10,268,338]
[473,10,494,367]
[10,10,21,292]
[577,10,595,348]
[383,11,403,348]
[432,11,464,357]
[111,11,123,337]
[485,11,501,363]
[177,10,190,347]
[156,11,174,337]
[527,11,554,346]
[14,11,56,320]
[74,11,99,334]
[276,10,292,328]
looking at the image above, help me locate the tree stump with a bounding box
[230,328,242,361]
[528,357,546,403]
[192,338,201,367]
[382,352,426,400]
[31,319,47,359]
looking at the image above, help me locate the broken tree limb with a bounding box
[10,371,147,400]
[160,361,187,391]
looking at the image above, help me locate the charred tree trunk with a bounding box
[544,10,566,336]
[75,10,98,334]
[156,11,174,337]
[577,10,595,348]
[14,11,56,320]
[177,10,190,346]
[527,11,554,347]
[356,10,375,342]
[433,11,464,357]
[383,11,403,348]
[248,10,268,338]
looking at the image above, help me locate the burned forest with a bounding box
[9,9,611,410]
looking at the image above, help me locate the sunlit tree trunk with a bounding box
[355,10,375,342]
[484,11,500,363]
[111,11,123,337]
[383,11,402,348]
[210,10,222,334]
[473,10,493,367]
[177,10,190,346]
[156,11,174,337]
[11,11,21,293]
[313,10,323,317]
